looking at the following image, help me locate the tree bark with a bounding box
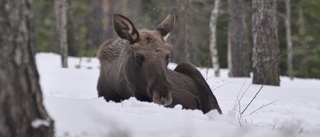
[183,0,191,62]
[90,0,104,49]
[252,0,280,86]
[67,0,78,56]
[297,9,309,78]
[102,0,114,40]
[0,0,54,136]
[285,0,293,80]
[209,0,221,77]
[55,0,68,68]
[228,0,250,77]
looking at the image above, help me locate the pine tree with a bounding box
[228,0,250,77]
[0,0,54,136]
[252,0,280,86]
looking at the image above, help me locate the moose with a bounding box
[97,12,222,114]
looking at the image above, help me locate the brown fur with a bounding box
[97,13,222,114]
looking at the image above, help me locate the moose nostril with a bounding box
[152,93,172,106]
[160,96,172,106]
[160,97,166,105]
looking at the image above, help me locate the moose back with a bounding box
[97,12,222,114]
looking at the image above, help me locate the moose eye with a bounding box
[135,54,145,64]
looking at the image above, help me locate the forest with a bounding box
[33,0,320,79]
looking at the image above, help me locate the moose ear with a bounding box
[113,14,139,44]
[156,12,176,41]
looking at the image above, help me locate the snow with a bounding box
[31,118,51,128]
[36,53,320,137]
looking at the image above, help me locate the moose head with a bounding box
[112,13,176,106]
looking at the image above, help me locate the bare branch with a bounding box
[233,81,246,109]
[249,100,278,115]
[211,82,232,92]
[235,83,251,110]
[272,123,277,130]
[237,115,242,127]
[241,84,263,114]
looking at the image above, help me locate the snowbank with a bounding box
[36,53,320,137]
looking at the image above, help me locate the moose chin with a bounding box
[97,12,222,114]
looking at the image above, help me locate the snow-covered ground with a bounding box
[36,53,320,137]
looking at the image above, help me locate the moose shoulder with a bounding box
[97,12,222,114]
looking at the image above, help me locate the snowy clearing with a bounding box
[36,53,320,137]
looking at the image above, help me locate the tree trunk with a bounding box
[0,0,54,136]
[102,0,114,40]
[297,9,309,78]
[209,0,221,77]
[67,0,78,56]
[228,0,250,77]
[55,0,68,68]
[183,0,191,62]
[252,0,280,86]
[90,0,104,49]
[285,0,293,80]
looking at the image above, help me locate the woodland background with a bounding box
[33,0,320,79]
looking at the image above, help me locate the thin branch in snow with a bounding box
[233,81,252,113]
[211,82,232,92]
[237,100,242,116]
[206,73,215,81]
[233,81,246,110]
[272,123,277,130]
[241,83,264,115]
[237,115,242,127]
[50,92,54,97]
[238,84,251,106]
[249,100,278,115]
[205,67,209,81]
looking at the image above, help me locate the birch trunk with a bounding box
[209,0,221,77]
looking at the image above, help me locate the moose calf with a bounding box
[97,12,222,114]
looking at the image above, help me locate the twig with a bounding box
[50,92,54,97]
[241,83,264,115]
[205,67,210,81]
[211,82,232,92]
[234,83,252,110]
[237,115,242,127]
[206,74,215,81]
[249,100,278,115]
[272,123,277,130]
[239,84,251,105]
[299,128,304,134]
[233,81,246,110]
